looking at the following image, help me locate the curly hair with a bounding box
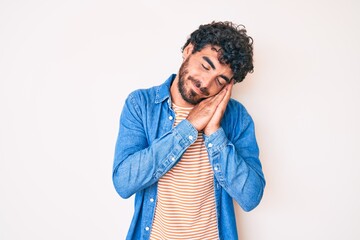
[182,21,254,83]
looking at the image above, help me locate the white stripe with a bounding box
[150,104,218,240]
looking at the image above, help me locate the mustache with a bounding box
[188,76,210,96]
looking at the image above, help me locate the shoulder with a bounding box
[126,84,159,104]
[225,98,250,118]
[222,98,254,135]
[125,74,174,104]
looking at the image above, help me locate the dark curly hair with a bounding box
[182,21,254,83]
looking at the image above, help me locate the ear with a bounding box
[182,43,194,59]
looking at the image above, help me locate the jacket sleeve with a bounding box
[112,91,198,199]
[203,102,265,212]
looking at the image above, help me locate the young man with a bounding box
[113,21,265,240]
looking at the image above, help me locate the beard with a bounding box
[177,58,209,105]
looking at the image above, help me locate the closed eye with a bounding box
[202,64,210,70]
[216,78,226,86]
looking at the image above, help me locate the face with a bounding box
[177,44,233,105]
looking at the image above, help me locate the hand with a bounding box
[186,86,228,132]
[204,81,234,135]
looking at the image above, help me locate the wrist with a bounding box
[204,125,220,136]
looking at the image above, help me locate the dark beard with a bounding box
[177,58,204,105]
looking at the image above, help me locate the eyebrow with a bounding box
[220,75,231,83]
[202,56,231,83]
[202,56,216,70]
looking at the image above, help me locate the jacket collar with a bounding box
[154,74,176,104]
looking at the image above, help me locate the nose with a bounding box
[200,74,217,88]
[198,78,211,96]
[189,76,210,96]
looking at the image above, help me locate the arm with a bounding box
[112,91,197,199]
[187,83,265,211]
[204,105,265,211]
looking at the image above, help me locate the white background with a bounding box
[1,0,359,239]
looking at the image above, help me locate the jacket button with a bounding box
[145,226,150,231]
[168,116,173,120]
[150,198,154,202]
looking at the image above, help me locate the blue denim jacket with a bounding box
[113,74,265,240]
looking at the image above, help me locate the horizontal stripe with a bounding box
[150,104,218,240]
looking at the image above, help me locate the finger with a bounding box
[215,83,233,112]
[224,81,233,101]
[212,86,228,102]
[201,86,227,107]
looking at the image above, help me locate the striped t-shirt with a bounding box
[150,103,219,240]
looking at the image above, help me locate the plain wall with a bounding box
[1,0,359,239]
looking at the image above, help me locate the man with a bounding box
[113,21,265,240]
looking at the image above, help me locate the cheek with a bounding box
[211,84,227,96]
[212,89,222,96]
[202,88,222,99]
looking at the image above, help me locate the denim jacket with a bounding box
[113,74,265,240]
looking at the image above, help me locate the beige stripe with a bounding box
[150,104,218,240]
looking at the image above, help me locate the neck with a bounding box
[170,75,195,108]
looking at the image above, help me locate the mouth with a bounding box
[191,86,202,96]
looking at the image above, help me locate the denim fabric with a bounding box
[113,74,265,240]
